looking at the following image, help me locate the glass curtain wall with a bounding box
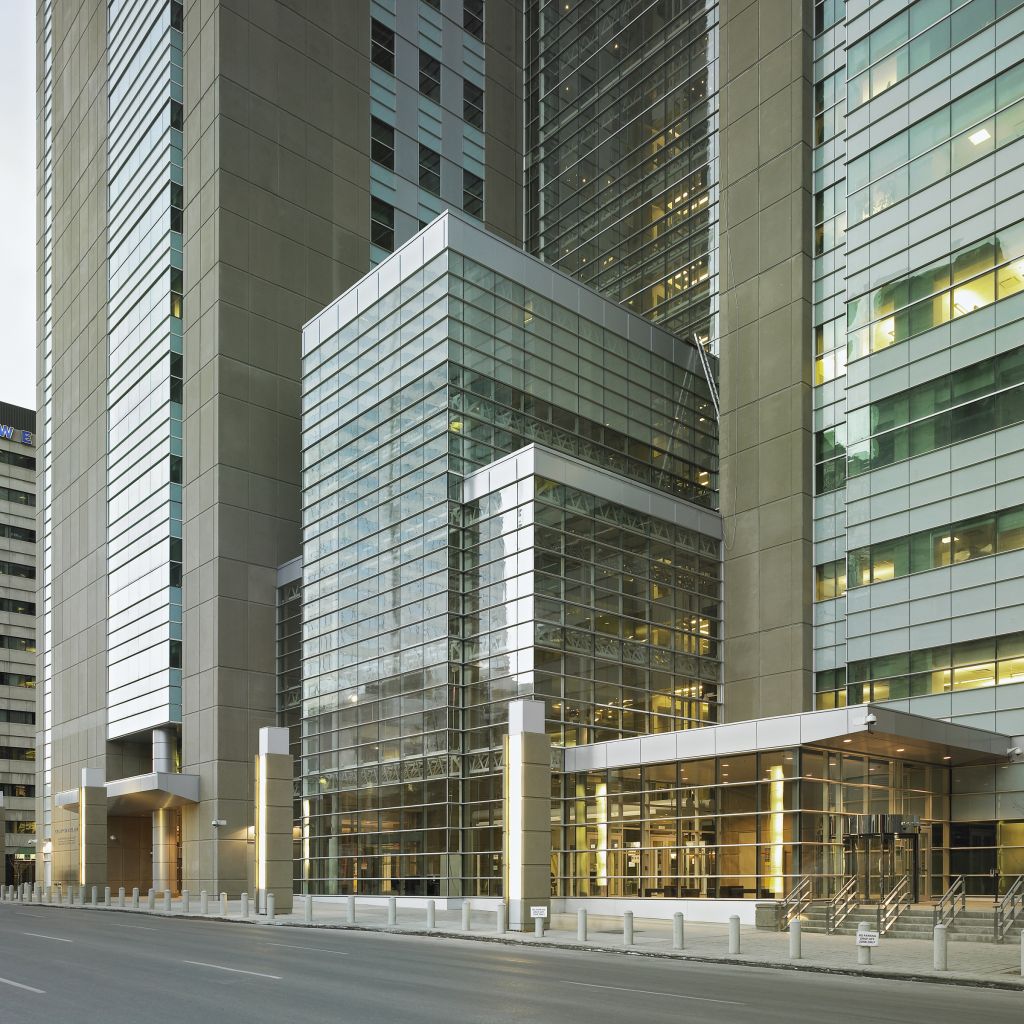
[105,0,185,737]
[525,0,720,349]
[300,227,719,896]
[557,748,947,900]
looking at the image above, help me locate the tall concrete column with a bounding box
[503,699,551,931]
[151,728,178,894]
[718,0,815,720]
[255,727,293,914]
[0,793,5,887]
[79,769,107,888]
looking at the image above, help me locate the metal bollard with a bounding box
[857,921,872,966]
[578,908,588,942]
[132,887,139,909]
[933,924,947,971]
[496,904,506,934]
[347,895,356,924]
[118,887,125,908]
[728,915,741,955]
[426,899,435,930]
[267,891,276,922]
[388,896,398,926]
[673,912,684,950]
[305,895,313,925]
[534,914,544,938]
[103,886,111,907]
[199,891,207,915]
[163,889,172,912]
[461,900,471,931]
[789,919,802,960]
[241,892,249,918]
[183,889,191,914]
[147,889,156,911]
[623,910,634,946]
[91,885,98,905]
[221,893,227,916]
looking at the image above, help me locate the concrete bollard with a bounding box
[91,885,98,905]
[426,899,435,930]
[183,889,191,914]
[535,914,544,938]
[857,921,872,966]
[221,893,227,916]
[132,887,139,909]
[933,924,948,972]
[496,904,506,934]
[728,915,741,955]
[789,919,802,960]
[241,892,249,918]
[1020,938,1023,978]
[623,910,634,946]
[388,896,397,926]
[118,887,125,908]
[147,889,155,911]
[347,895,356,924]
[578,908,588,942]
[198,891,206,915]
[267,891,276,922]
[305,895,313,925]
[68,886,74,906]
[163,889,172,912]
[673,912,684,950]
[103,886,111,906]
[461,900,470,931]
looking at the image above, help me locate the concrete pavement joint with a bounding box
[17,900,1023,992]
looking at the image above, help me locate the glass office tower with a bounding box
[300,211,720,895]
[525,0,719,348]
[809,0,1024,893]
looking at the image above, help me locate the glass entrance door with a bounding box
[844,834,919,901]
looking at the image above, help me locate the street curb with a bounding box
[14,900,1024,992]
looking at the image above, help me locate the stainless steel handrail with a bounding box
[995,874,1024,942]
[878,875,912,935]
[826,876,859,934]
[778,876,813,931]
[933,875,966,929]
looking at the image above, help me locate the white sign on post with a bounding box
[856,931,880,947]
[530,906,548,919]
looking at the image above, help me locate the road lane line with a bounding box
[0,976,46,994]
[105,922,156,931]
[267,942,349,955]
[22,932,72,943]
[183,960,281,980]
[562,980,745,1005]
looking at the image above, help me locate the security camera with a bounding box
[863,712,877,726]
[211,819,227,827]
[1008,746,1022,759]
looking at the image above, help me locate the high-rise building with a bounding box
[36,0,519,894]
[0,403,37,887]
[295,0,1024,922]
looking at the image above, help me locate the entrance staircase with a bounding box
[797,902,1022,943]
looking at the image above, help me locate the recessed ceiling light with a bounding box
[896,747,905,752]
[969,127,991,145]
[943,755,952,760]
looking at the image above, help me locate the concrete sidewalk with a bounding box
[8,890,1024,991]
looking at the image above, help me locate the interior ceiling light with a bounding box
[969,127,991,145]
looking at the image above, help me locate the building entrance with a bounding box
[844,833,919,901]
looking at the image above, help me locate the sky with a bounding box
[0,3,36,410]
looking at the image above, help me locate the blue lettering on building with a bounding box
[0,425,33,445]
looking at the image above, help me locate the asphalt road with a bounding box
[0,903,1020,1024]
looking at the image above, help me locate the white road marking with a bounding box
[22,932,72,943]
[562,980,745,1005]
[105,922,156,931]
[267,942,348,955]
[183,960,281,980]
[0,976,45,994]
